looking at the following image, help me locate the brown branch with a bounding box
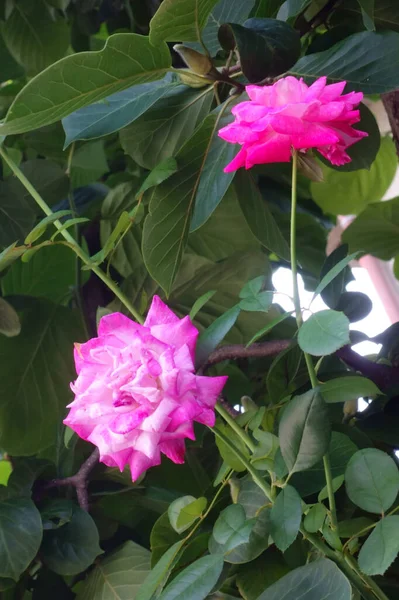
[206,340,292,366]
[382,91,399,157]
[47,448,100,511]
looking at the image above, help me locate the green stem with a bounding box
[290,149,338,532]
[0,145,144,325]
[211,427,272,501]
[215,403,256,453]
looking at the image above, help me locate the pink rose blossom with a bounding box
[64,296,227,481]
[218,76,367,171]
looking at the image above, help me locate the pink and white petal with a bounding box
[304,76,327,101]
[145,295,179,327]
[109,408,150,434]
[160,439,186,464]
[246,133,291,166]
[318,145,351,166]
[273,76,305,105]
[246,84,275,106]
[141,399,176,433]
[319,81,347,102]
[270,114,305,135]
[223,147,248,172]
[304,101,345,122]
[98,312,144,344]
[195,406,216,427]
[231,102,269,122]
[101,448,132,471]
[150,315,198,357]
[218,123,260,144]
[134,431,161,459]
[195,374,228,406]
[129,450,158,480]
[173,344,194,371]
[291,123,340,149]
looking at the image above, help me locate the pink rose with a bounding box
[64,296,227,480]
[218,75,367,171]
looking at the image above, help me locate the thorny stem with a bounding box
[48,448,100,511]
[206,340,291,366]
[0,145,144,324]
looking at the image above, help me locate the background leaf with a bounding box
[270,485,302,551]
[298,310,350,356]
[149,0,219,45]
[358,516,399,576]
[158,554,224,600]
[321,376,381,404]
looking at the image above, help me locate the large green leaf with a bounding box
[1,0,69,76]
[158,554,224,600]
[298,310,350,356]
[342,196,399,260]
[311,137,397,216]
[120,85,213,170]
[189,0,257,55]
[256,559,351,600]
[223,18,300,82]
[345,448,399,514]
[41,502,101,576]
[270,485,302,552]
[321,375,381,404]
[0,299,83,455]
[0,31,24,83]
[17,159,69,207]
[188,186,259,261]
[1,34,172,135]
[236,551,291,600]
[196,305,241,366]
[235,170,290,260]
[0,497,42,581]
[77,541,151,599]
[1,244,76,303]
[291,31,399,94]
[149,0,219,45]
[136,541,184,600]
[143,115,218,294]
[62,77,179,147]
[279,388,331,475]
[335,0,399,32]
[0,179,36,248]
[358,516,399,576]
[70,141,108,188]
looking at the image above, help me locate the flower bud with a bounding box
[177,69,214,88]
[173,44,213,76]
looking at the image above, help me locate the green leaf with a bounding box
[158,554,224,600]
[359,516,399,576]
[136,541,184,600]
[189,112,237,232]
[1,33,172,136]
[222,18,300,82]
[41,502,101,576]
[239,275,273,312]
[267,344,305,405]
[317,244,349,309]
[0,30,24,83]
[342,196,399,260]
[18,159,70,207]
[0,299,83,455]
[24,211,72,245]
[1,243,76,303]
[189,0,257,56]
[149,0,219,45]
[150,512,182,566]
[143,115,219,294]
[270,485,302,552]
[279,388,331,475]
[213,504,253,548]
[321,375,381,404]
[313,253,359,303]
[298,310,350,356]
[71,141,108,188]
[52,217,90,238]
[41,499,73,530]
[0,298,20,338]
[276,0,310,20]
[345,448,399,514]
[215,422,250,473]
[0,497,42,581]
[189,290,216,320]
[256,559,351,600]
[137,158,178,198]
[1,0,69,75]
[318,474,345,502]
[357,0,375,30]
[235,170,290,260]
[246,311,292,346]
[311,137,397,216]
[236,551,291,600]
[168,496,205,534]
[338,517,375,539]
[304,503,327,533]
[0,179,36,248]
[291,31,399,94]
[63,78,179,147]
[120,86,213,170]
[0,244,26,273]
[76,541,151,600]
[195,304,241,367]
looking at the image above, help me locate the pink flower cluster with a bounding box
[218,76,367,171]
[65,297,227,481]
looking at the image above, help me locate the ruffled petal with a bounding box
[246,133,292,166]
[144,295,179,327]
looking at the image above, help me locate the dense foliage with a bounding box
[2,0,399,598]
